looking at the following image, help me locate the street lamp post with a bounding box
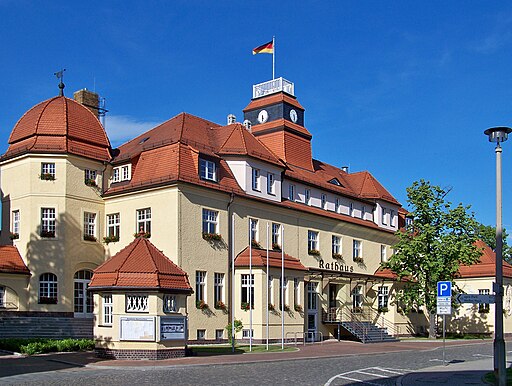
[484,126,511,386]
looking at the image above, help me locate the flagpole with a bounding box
[231,213,235,353]
[266,222,269,351]
[272,36,275,80]
[249,219,253,352]
[281,225,284,350]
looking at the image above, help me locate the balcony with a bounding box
[253,78,294,99]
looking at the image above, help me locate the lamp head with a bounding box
[484,126,512,143]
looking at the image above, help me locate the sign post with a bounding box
[437,281,452,366]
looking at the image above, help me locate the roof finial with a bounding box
[54,68,66,96]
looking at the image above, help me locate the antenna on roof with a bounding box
[54,68,66,96]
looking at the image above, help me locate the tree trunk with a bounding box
[429,311,437,338]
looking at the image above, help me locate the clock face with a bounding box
[290,109,298,123]
[258,109,269,124]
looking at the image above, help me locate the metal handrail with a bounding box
[285,331,323,345]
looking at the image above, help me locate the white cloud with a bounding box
[104,115,161,147]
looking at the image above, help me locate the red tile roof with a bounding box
[348,171,400,205]
[458,240,512,279]
[0,246,30,275]
[235,246,307,271]
[4,96,111,162]
[89,237,192,291]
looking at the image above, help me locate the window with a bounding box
[294,278,300,307]
[305,189,311,205]
[41,208,56,238]
[268,275,274,304]
[126,294,148,312]
[196,271,206,303]
[479,289,490,313]
[382,208,387,225]
[83,212,97,241]
[353,240,362,260]
[84,169,97,186]
[241,274,254,307]
[112,164,131,183]
[321,194,327,210]
[242,329,253,338]
[308,230,319,252]
[214,273,224,307]
[335,198,340,213]
[252,168,260,191]
[349,202,354,216]
[39,273,57,303]
[103,294,113,325]
[390,210,395,226]
[332,235,341,255]
[107,213,120,239]
[279,276,288,309]
[352,285,363,311]
[216,329,224,340]
[288,184,295,201]
[200,158,217,181]
[378,286,389,309]
[250,218,258,243]
[136,208,151,234]
[12,210,20,237]
[202,209,218,234]
[267,172,275,194]
[197,329,206,340]
[380,245,387,262]
[163,294,177,313]
[272,223,281,248]
[307,282,317,310]
[0,286,5,308]
[41,162,56,180]
[406,216,414,228]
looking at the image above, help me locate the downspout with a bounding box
[226,191,235,351]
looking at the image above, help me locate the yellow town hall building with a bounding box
[0,78,509,350]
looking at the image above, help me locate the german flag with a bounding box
[252,40,274,55]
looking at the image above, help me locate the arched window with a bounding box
[74,270,93,280]
[74,270,93,315]
[39,273,57,304]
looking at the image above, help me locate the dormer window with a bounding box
[288,184,295,201]
[267,172,275,195]
[252,168,260,191]
[329,178,342,186]
[200,158,217,182]
[112,164,131,183]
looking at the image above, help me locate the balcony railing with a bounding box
[253,78,294,99]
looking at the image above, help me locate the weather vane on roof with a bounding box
[54,68,66,96]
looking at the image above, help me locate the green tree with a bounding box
[476,223,512,263]
[225,319,243,344]
[382,180,481,338]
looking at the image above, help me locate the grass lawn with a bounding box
[483,367,512,384]
[190,344,298,355]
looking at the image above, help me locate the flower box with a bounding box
[39,297,57,304]
[308,249,321,256]
[9,232,19,240]
[202,233,222,241]
[284,304,291,312]
[196,300,209,310]
[40,230,55,238]
[268,303,275,311]
[241,302,253,311]
[215,301,226,310]
[332,253,343,259]
[294,304,303,312]
[251,240,261,249]
[103,235,120,244]
[133,231,151,239]
[272,243,281,251]
[85,178,97,187]
[353,256,364,263]
[83,234,97,242]
[378,306,388,313]
[40,173,55,181]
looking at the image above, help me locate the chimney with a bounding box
[243,119,252,132]
[227,114,236,125]
[74,88,100,118]
[341,166,349,173]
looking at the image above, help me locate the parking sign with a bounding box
[437,281,451,297]
[437,281,452,315]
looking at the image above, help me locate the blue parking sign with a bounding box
[437,281,452,297]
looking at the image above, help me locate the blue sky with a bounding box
[1,1,512,231]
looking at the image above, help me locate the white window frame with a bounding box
[308,230,319,252]
[163,294,177,313]
[390,210,395,226]
[12,210,20,236]
[103,294,113,325]
[332,235,341,255]
[41,208,56,238]
[214,273,224,306]
[250,218,258,243]
[83,212,97,240]
[294,278,300,307]
[41,162,56,178]
[196,271,206,303]
[112,164,131,183]
[307,282,317,310]
[107,213,120,238]
[272,223,281,248]
[39,272,58,303]
[215,329,224,340]
[84,169,97,185]
[268,275,274,305]
[288,184,295,201]
[136,208,151,234]
[252,168,260,191]
[378,286,389,309]
[202,209,219,234]
[382,208,387,225]
[197,329,206,340]
[305,189,311,205]
[241,274,254,306]
[380,245,387,262]
[267,172,275,195]
[242,329,254,338]
[353,239,362,259]
[200,158,217,181]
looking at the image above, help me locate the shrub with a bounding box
[0,338,94,355]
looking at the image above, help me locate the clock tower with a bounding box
[243,78,313,171]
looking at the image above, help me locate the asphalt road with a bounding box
[0,341,495,385]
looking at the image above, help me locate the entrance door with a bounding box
[329,284,337,308]
[352,284,363,312]
[74,270,93,317]
[307,313,317,341]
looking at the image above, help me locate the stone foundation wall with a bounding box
[95,347,186,360]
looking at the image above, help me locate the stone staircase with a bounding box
[341,321,399,343]
[0,316,93,339]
